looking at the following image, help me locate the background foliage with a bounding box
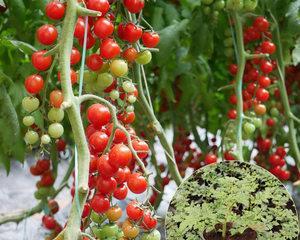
[1,0,300,171]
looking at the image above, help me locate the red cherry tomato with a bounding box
[227,109,237,119]
[106,123,127,144]
[50,90,64,108]
[87,103,111,129]
[108,144,132,168]
[87,0,110,14]
[70,47,81,65]
[86,54,103,71]
[132,139,149,159]
[123,0,145,13]
[97,154,118,177]
[45,1,65,20]
[94,17,114,39]
[37,24,58,45]
[253,16,270,32]
[141,211,157,230]
[122,47,138,62]
[89,131,109,153]
[255,88,269,102]
[261,41,276,54]
[32,50,53,71]
[100,38,121,59]
[90,194,110,213]
[204,153,217,165]
[74,18,89,39]
[97,175,117,194]
[127,173,147,194]
[25,74,44,94]
[113,184,128,200]
[142,32,160,48]
[126,201,144,221]
[42,215,57,230]
[124,23,143,43]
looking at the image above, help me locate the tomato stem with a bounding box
[54,0,90,239]
[232,12,246,161]
[270,12,300,168]
[128,11,182,186]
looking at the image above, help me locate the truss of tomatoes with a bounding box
[21,0,162,239]
[223,16,292,182]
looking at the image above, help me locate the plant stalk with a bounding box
[132,62,183,185]
[232,12,246,161]
[54,0,91,239]
[270,12,300,168]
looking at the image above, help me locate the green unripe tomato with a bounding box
[116,229,124,238]
[34,191,43,200]
[224,37,233,47]
[136,50,152,65]
[213,0,225,10]
[252,118,262,129]
[90,211,106,224]
[48,108,64,122]
[41,134,51,145]
[126,105,134,113]
[99,62,110,73]
[84,83,94,93]
[128,95,137,104]
[270,107,279,117]
[109,90,120,100]
[34,187,55,199]
[203,6,211,15]
[224,48,234,57]
[23,116,35,127]
[243,0,257,11]
[24,130,39,145]
[110,59,128,77]
[48,123,64,139]
[141,230,161,240]
[83,71,97,84]
[101,224,119,237]
[122,81,135,93]
[226,0,244,11]
[22,97,40,113]
[212,10,219,18]
[97,72,114,90]
[202,0,214,5]
[243,122,256,135]
[93,224,119,238]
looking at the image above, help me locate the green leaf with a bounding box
[160,2,180,25]
[0,85,25,172]
[285,0,300,17]
[189,11,214,58]
[151,7,165,30]
[6,39,37,54]
[156,19,189,66]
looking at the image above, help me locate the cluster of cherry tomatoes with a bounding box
[225,16,275,147]
[22,0,162,239]
[42,199,63,239]
[223,16,295,181]
[227,16,275,122]
[76,102,159,239]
